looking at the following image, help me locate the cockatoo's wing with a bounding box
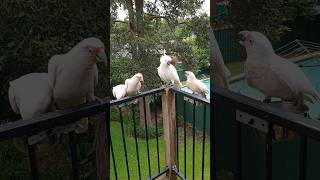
[196,79,209,93]
[8,81,19,114]
[270,56,320,103]
[8,73,53,119]
[112,84,127,100]
[169,65,181,83]
[169,65,182,88]
[48,54,64,88]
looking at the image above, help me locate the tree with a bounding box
[111,0,209,127]
[230,0,318,42]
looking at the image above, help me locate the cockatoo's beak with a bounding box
[238,31,250,46]
[167,61,171,65]
[96,50,107,65]
[140,76,144,82]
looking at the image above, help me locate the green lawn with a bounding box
[226,61,244,78]
[110,121,210,180]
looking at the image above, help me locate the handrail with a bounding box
[214,86,320,141]
[0,98,109,141]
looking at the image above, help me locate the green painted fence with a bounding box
[214,28,246,64]
[176,93,210,135]
[214,93,320,180]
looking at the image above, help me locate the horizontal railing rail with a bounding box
[213,86,320,180]
[214,87,320,140]
[0,99,109,141]
[0,98,109,180]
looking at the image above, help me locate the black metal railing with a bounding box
[109,87,210,180]
[0,98,108,180]
[213,86,320,180]
[171,88,210,180]
[0,86,210,180]
[110,87,165,180]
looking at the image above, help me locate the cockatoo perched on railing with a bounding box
[211,29,231,90]
[112,73,144,100]
[185,71,209,98]
[157,50,182,89]
[48,37,107,133]
[8,73,54,120]
[239,30,320,110]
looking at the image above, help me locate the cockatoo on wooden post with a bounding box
[211,28,231,90]
[239,30,320,111]
[157,50,182,89]
[8,73,54,120]
[185,71,209,98]
[48,37,107,133]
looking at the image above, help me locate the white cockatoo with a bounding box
[112,84,127,100]
[112,73,144,100]
[48,37,107,133]
[157,50,182,89]
[185,71,209,98]
[125,73,143,96]
[8,73,54,119]
[239,30,320,110]
[211,28,231,89]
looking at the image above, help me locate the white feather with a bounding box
[240,31,320,106]
[112,84,127,100]
[47,37,106,133]
[157,52,182,89]
[8,73,53,120]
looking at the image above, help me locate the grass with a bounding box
[110,121,210,179]
[226,61,244,78]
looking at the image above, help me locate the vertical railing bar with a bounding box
[176,93,179,171]
[201,105,206,180]
[183,99,187,178]
[192,100,196,180]
[119,107,130,180]
[236,121,242,180]
[143,96,152,178]
[105,111,110,180]
[153,93,161,173]
[131,105,142,180]
[212,98,217,180]
[299,134,307,180]
[266,123,273,180]
[110,138,118,179]
[69,132,80,180]
[27,143,39,180]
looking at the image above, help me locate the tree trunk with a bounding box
[134,0,144,36]
[139,97,152,128]
[125,0,135,32]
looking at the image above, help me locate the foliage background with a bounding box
[0,0,107,120]
[0,0,108,179]
[111,0,210,90]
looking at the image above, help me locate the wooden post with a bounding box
[162,88,177,179]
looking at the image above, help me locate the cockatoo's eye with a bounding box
[88,48,93,53]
